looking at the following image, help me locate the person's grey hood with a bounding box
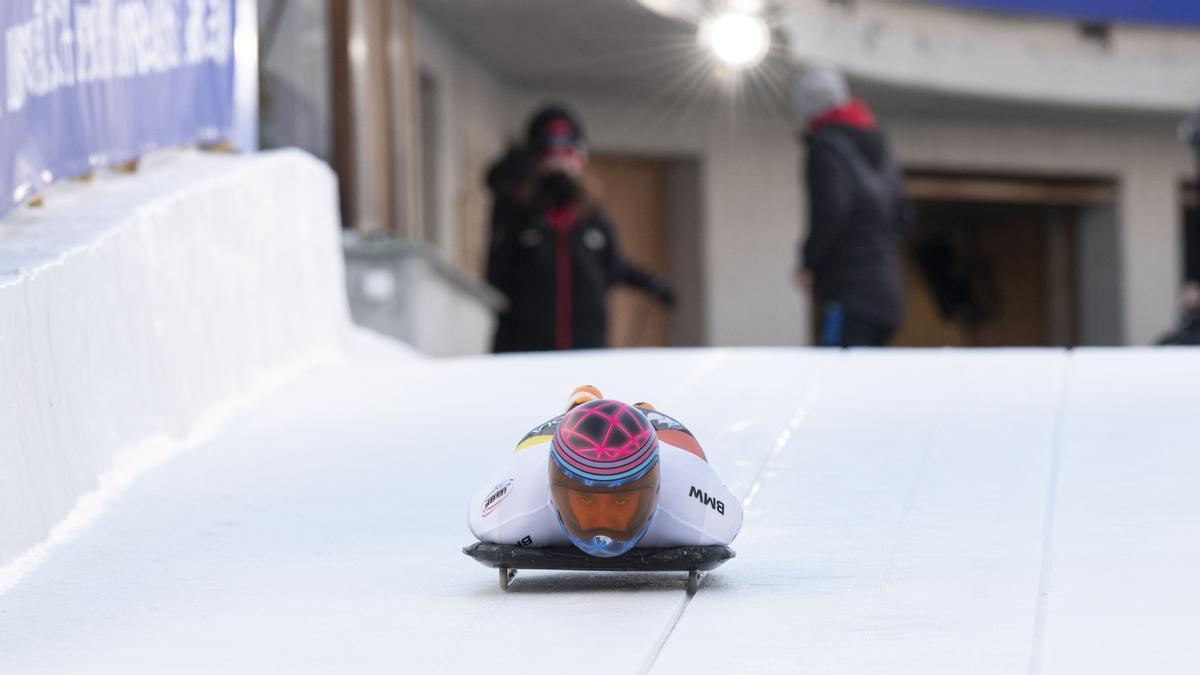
[793,65,850,123]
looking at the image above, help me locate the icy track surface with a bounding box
[1,345,1199,674]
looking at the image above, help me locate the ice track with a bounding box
[2,345,1199,674]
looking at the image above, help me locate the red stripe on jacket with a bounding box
[546,206,576,350]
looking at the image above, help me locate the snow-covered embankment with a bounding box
[0,149,351,581]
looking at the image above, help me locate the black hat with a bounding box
[526,104,587,156]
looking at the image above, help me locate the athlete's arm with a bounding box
[644,445,743,547]
[467,443,569,548]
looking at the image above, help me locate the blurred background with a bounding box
[257,0,1200,354]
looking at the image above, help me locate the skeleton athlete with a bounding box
[468,386,742,557]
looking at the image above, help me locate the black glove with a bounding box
[646,278,677,308]
[485,146,536,197]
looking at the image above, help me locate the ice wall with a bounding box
[0,149,350,570]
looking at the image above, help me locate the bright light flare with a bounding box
[700,10,770,68]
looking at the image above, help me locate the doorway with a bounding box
[895,203,1078,346]
[891,172,1118,347]
[586,155,705,348]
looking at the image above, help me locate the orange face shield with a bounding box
[549,461,659,543]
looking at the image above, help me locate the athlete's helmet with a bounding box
[549,399,660,557]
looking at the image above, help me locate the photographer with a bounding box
[486,105,675,352]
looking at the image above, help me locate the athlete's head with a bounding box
[548,399,660,557]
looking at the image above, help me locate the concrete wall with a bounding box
[0,150,350,577]
[779,0,1200,112]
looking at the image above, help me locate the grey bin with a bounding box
[343,235,507,356]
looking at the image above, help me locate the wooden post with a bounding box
[362,0,399,235]
[328,0,417,237]
[399,0,422,240]
[328,0,358,232]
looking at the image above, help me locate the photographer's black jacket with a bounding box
[487,204,661,352]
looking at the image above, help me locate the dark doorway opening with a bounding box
[896,203,1077,346]
[890,172,1119,347]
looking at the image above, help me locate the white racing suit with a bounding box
[468,410,742,549]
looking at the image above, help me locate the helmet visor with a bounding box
[550,461,659,549]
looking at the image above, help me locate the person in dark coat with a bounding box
[487,105,675,353]
[794,67,910,347]
[1157,282,1200,346]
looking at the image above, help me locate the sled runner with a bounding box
[463,542,735,593]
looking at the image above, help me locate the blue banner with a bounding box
[919,0,1200,26]
[0,0,237,216]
